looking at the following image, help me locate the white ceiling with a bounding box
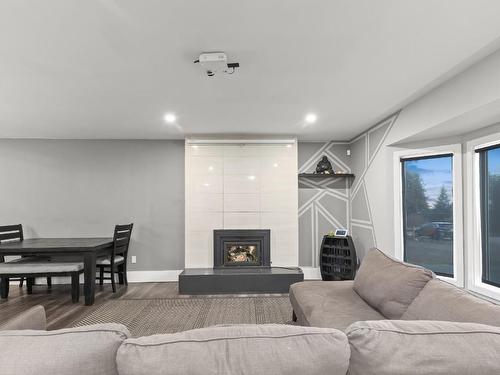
[2,1,500,141]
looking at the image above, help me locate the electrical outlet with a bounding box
[131,256,137,264]
[346,149,351,156]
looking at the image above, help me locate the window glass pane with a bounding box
[481,147,500,287]
[402,155,454,276]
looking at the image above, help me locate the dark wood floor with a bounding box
[0,282,180,330]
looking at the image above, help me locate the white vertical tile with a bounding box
[187,193,223,212]
[224,213,260,229]
[224,194,260,212]
[187,174,223,194]
[224,157,260,175]
[186,212,223,232]
[185,230,213,268]
[224,174,260,194]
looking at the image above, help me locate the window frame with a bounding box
[466,133,500,300]
[394,144,464,287]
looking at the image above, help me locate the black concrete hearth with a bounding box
[178,267,303,294]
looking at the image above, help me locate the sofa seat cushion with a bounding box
[289,280,385,330]
[0,323,130,375]
[353,248,434,319]
[402,279,500,327]
[117,324,350,375]
[346,320,500,375]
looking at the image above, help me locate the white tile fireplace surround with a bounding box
[185,139,299,268]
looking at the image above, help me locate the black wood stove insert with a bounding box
[213,229,270,268]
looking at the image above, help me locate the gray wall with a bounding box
[0,139,185,271]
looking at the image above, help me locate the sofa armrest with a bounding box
[0,305,46,331]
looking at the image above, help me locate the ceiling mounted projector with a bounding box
[194,52,239,77]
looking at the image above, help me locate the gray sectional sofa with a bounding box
[290,248,500,330]
[1,248,500,374]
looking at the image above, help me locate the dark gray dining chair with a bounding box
[0,224,51,288]
[96,223,133,292]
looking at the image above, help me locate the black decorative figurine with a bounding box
[315,156,334,174]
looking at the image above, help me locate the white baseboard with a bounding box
[10,267,319,285]
[301,267,321,280]
[127,270,182,282]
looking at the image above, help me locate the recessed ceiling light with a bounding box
[305,113,318,124]
[164,113,176,123]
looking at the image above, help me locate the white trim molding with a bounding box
[127,270,183,282]
[301,267,322,280]
[466,131,500,301]
[393,144,464,287]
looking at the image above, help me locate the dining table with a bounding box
[0,237,114,305]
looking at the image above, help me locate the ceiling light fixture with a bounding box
[164,113,177,124]
[305,113,318,124]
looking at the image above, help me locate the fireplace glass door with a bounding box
[224,243,260,266]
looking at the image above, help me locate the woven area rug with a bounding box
[73,296,293,337]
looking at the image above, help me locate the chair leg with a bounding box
[99,267,104,285]
[123,262,128,286]
[27,277,34,294]
[71,274,80,303]
[19,277,24,287]
[0,278,9,298]
[46,277,52,289]
[110,266,116,293]
[118,264,124,285]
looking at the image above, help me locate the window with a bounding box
[401,154,454,277]
[478,145,500,287]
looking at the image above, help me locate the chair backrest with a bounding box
[0,224,23,244]
[113,223,133,257]
[0,224,23,263]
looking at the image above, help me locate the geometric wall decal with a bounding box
[318,193,348,226]
[349,135,367,183]
[298,142,330,168]
[298,141,352,267]
[368,120,391,162]
[348,113,399,259]
[351,183,371,223]
[298,208,314,267]
[349,224,376,259]
[298,112,399,267]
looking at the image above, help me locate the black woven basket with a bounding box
[319,235,358,281]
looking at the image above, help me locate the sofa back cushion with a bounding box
[353,248,434,319]
[402,279,500,326]
[346,320,500,375]
[0,323,129,375]
[117,324,350,375]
